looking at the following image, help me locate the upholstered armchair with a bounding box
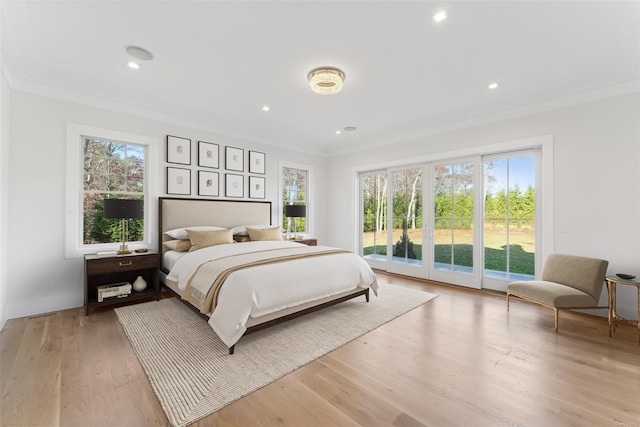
[506,253,609,331]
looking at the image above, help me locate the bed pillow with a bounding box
[187,228,234,251]
[165,225,226,240]
[246,226,283,241]
[232,224,274,236]
[163,239,192,252]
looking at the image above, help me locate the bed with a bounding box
[158,197,378,353]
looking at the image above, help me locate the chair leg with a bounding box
[554,308,559,332]
[506,292,510,311]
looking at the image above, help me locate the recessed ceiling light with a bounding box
[125,45,154,61]
[433,11,448,22]
[343,126,357,132]
[262,105,270,112]
[336,130,342,135]
[127,61,140,70]
[488,82,499,89]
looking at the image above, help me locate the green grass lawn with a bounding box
[363,228,535,275]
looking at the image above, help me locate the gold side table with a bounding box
[605,275,640,344]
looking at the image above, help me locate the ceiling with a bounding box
[2,1,639,156]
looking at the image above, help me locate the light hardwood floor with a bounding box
[2,272,639,426]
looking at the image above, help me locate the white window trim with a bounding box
[279,160,313,237]
[65,123,159,258]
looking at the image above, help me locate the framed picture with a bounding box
[167,135,191,165]
[198,171,219,197]
[167,167,191,195]
[225,146,244,171]
[198,141,219,168]
[249,150,266,174]
[249,176,265,199]
[225,173,244,198]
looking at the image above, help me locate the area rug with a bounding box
[115,283,437,427]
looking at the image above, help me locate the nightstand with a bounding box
[84,251,159,315]
[295,238,317,246]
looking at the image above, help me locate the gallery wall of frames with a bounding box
[165,135,266,199]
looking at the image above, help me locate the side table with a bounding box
[604,275,640,344]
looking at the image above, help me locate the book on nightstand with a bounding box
[97,282,132,302]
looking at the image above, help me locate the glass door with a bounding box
[429,160,481,288]
[360,171,388,270]
[387,167,425,277]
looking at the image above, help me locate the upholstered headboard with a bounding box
[158,197,272,270]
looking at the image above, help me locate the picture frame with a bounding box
[198,171,219,197]
[198,141,219,168]
[225,146,244,171]
[248,150,266,174]
[249,176,265,199]
[225,173,244,198]
[167,167,191,195]
[167,135,191,165]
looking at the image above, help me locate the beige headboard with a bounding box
[158,197,272,270]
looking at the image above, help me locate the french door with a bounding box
[359,149,540,290]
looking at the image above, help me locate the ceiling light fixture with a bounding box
[488,82,499,89]
[262,105,270,112]
[433,11,448,22]
[308,67,345,95]
[336,130,342,135]
[127,61,140,70]
[125,45,154,61]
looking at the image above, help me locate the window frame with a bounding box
[65,123,158,258]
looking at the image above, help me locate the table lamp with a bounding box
[103,199,144,254]
[285,205,306,240]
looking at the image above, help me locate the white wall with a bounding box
[5,90,328,319]
[0,71,10,330]
[327,93,640,319]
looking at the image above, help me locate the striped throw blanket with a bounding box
[182,245,350,314]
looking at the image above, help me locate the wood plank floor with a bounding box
[2,272,639,426]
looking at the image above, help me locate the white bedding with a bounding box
[166,240,378,347]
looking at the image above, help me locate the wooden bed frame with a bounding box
[158,197,370,354]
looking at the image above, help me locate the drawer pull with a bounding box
[119,261,133,267]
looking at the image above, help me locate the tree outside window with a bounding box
[282,167,308,234]
[83,138,145,245]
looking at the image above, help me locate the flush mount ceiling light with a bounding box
[308,67,345,95]
[433,11,448,22]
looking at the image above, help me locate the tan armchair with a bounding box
[506,253,609,331]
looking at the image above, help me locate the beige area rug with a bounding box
[115,283,437,427]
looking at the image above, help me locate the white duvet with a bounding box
[167,240,378,347]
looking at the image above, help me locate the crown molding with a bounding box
[329,79,640,157]
[4,74,327,158]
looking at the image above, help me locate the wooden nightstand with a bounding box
[295,238,317,246]
[84,251,159,315]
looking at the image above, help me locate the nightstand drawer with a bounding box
[86,254,158,275]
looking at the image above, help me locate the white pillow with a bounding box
[232,224,277,236]
[165,225,227,240]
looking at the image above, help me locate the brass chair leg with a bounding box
[554,308,559,332]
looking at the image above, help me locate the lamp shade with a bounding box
[103,199,144,219]
[285,205,306,218]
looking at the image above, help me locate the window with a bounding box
[83,138,145,245]
[281,164,309,235]
[66,124,157,258]
[483,152,537,280]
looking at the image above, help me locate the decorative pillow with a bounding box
[233,235,251,243]
[187,228,233,251]
[246,226,283,241]
[232,224,275,236]
[165,225,226,240]
[163,239,192,252]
